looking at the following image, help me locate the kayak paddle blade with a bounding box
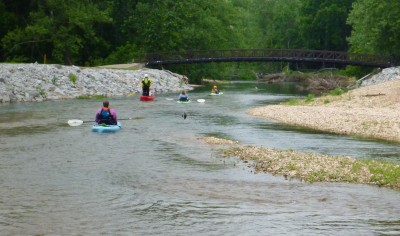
[68,119,84,126]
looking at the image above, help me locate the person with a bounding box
[95,100,118,125]
[211,85,220,94]
[178,90,190,102]
[141,74,152,96]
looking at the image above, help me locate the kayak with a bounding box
[140,95,155,101]
[177,100,191,104]
[92,122,121,133]
[209,92,224,96]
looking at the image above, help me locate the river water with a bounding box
[0,82,399,235]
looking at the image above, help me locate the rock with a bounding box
[0,63,192,103]
[0,93,10,103]
[361,66,400,87]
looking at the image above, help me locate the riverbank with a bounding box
[201,67,400,190]
[201,136,400,190]
[248,77,400,143]
[0,63,190,103]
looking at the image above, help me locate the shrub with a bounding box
[329,87,346,96]
[305,94,314,103]
[69,73,78,84]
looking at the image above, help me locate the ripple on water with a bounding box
[1,87,400,235]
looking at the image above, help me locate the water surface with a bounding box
[0,82,399,235]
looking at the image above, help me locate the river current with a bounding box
[0,82,399,235]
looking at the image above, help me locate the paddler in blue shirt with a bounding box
[178,90,190,102]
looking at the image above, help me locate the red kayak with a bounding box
[140,94,155,101]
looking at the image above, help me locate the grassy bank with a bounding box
[202,137,400,190]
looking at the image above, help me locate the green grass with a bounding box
[35,85,46,97]
[365,160,400,188]
[69,73,78,84]
[76,95,106,99]
[328,87,346,96]
[223,145,400,190]
[283,93,315,105]
[282,87,348,106]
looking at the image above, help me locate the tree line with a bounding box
[1,0,399,82]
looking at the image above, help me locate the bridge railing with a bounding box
[144,49,395,67]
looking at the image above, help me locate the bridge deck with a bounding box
[142,49,397,68]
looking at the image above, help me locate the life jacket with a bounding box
[98,108,113,123]
[179,94,189,101]
[101,108,111,119]
[212,88,219,94]
[142,78,150,87]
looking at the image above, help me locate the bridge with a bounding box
[142,49,398,68]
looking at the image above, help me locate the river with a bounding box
[0,82,399,235]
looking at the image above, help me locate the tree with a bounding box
[251,0,301,49]
[347,0,400,57]
[115,0,251,81]
[0,0,34,61]
[122,0,245,52]
[298,0,354,51]
[2,0,112,65]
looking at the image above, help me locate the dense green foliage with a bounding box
[347,0,400,55]
[299,0,354,50]
[1,0,399,81]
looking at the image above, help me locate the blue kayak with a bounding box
[92,122,122,133]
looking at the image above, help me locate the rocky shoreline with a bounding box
[0,63,190,103]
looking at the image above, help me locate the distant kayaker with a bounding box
[211,85,220,94]
[95,100,118,125]
[178,90,190,102]
[141,74,152,96]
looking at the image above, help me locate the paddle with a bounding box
[67,117,144,126]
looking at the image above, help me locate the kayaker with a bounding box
[211,85,220,94]
[178,90,190,102]
[95,100,118,125]
[141,74,152,96]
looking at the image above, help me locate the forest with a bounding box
[1,0,400,82]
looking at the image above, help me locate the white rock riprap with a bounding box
[360,66,400,87]
[0,63,191,103]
